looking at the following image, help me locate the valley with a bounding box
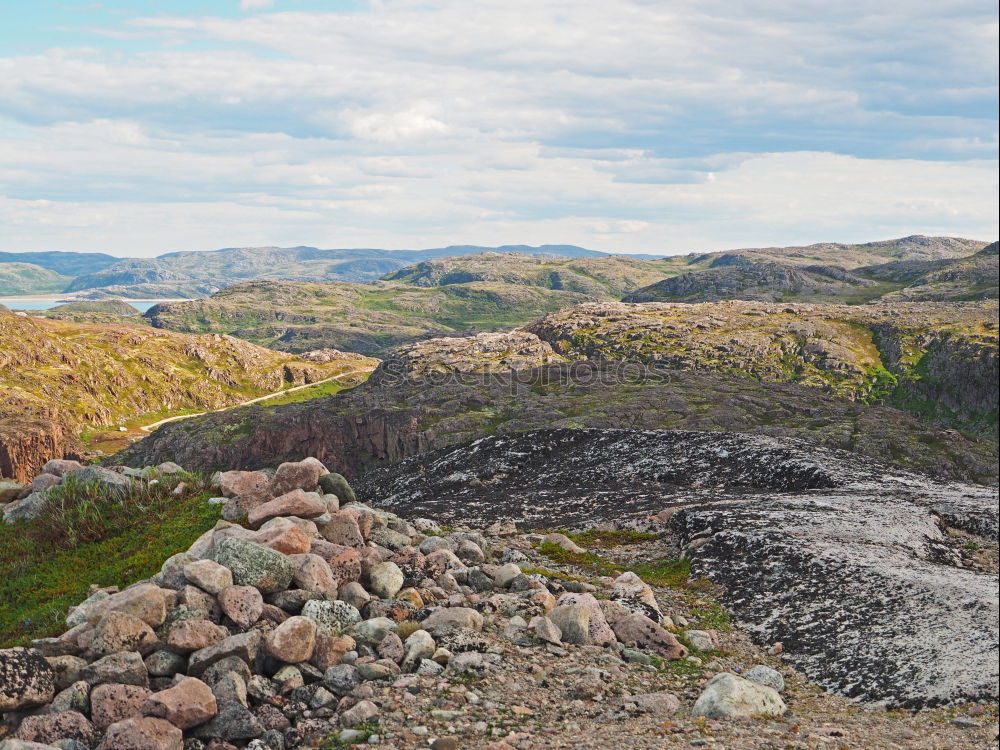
[1,235,997,750]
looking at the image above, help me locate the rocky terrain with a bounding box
[34,300,146,325]
[143,280,594,356]
[623,241,998,304]
[112,355,999,485]
[358,428,999,705]
[54,245,612,298]
[0,308,376,481]
[0,452,996,749]
[383,253,672,298]
[526,300,999,436]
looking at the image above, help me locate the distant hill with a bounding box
[66,244,615,297]
[623,237,997,304]
[0,251,119,276]
[383,252,671,296]
[0,262,72,295]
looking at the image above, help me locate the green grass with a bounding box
[559,528,660,548]
[0,472,221,647]
[535,538,733,632]
[251,378,350,407]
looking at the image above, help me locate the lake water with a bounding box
[0,299,173,313]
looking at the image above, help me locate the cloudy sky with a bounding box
[1,0,997,257]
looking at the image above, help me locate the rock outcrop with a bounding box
[357,428,999,707]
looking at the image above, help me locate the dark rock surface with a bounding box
[357,428,999,707]
[112,363,998,484]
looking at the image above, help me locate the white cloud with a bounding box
[0,0,995,255]
[239,0,274,11]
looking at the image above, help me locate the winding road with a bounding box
[138,368,372,433]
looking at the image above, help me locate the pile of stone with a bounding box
[0,457,786,750]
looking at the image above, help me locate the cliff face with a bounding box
[113,362,999,484]
[0,414,80,482]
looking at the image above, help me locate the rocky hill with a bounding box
[526,300,999,436]
[62,245,612,298]
[622,240,998,304]
[0,447,995,749]
[868,241,999,302]
[112,354,998,485]
[144,280,595,356]
[0,263,73,296]
[0,308,377,481]
[34,299,146,325]
[383,253,673,297]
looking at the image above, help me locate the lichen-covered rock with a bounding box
[182,559,233,595]
[141,676,217,729]
[0,648,55,711]
[301,599,361,636]
[91,611,158,656]
[212,538,295,594]
[90,683,152,731]
[81,651,149,688]
[265,616,317,663]
[318,472,357,503]
[14,710,98,746]
[97,716,183,750]
[692,672,786,719]
[611,614,686,660]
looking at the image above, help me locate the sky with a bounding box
[0,0,997,257]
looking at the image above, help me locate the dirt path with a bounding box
[138,368,371,433]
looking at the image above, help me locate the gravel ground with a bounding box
[364,535,999,750]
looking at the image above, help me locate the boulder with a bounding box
[91,611,158,656]
[97,716,183,750]
[182,559,233,595]
[217,585,264,629]
[318,473,357,503]
[320,511,365,547]
[301,599,361,636]
[165,619,229,653]
[547,604,590,645]
[366,561,404,599]
[264,616,317,663]
[3,492,49,523]
[187,631,262,678]
[246,489,326,529]
[14,711,97,747]
[611,571,662,620]
[81,652,148,688]
[66,466,131,492]
[218,470,270,500]
[624,691,681,715]
[41,459,84,477]
[292,553,338,593]
[212,538,295,594]
[612,614,686,660]
[142,677,217,729]
[0,648,55,711]
[691,672,786,719]
[90,683,152,730]
[270,460,323,496]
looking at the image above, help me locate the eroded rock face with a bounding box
[357,428,999,708]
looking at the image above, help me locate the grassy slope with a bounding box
[0,471,221,647]
[0,262,73,295]
[0,309,377,446]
